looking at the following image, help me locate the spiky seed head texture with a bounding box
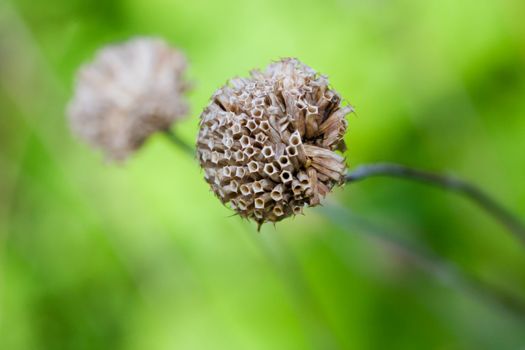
[197,58,353,226]
[68,37,190,161]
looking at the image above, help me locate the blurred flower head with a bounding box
[197,58,352,226]
[68,37,190,161]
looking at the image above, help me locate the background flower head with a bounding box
[68,37,190,161]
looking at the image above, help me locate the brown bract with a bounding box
[68,37,190,161]
[197,58,353,226]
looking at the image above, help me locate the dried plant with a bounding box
[197,58,353,226]
[68,37,190,161]
[59,27,525,315]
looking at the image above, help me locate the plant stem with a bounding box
[162,133,525,318]
[163,129,195,157]
[319,204,525,320]
[346,163,525,246]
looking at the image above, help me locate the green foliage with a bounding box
[1,0,525,348]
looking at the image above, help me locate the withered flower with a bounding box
[197,58,353,226]
[68,37,190,161]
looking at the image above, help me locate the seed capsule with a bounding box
[68,37,190,161]
[197,58,352,226]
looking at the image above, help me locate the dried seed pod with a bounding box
[68,37,190,161]
[197,58,352,226]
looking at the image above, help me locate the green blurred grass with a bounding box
[1,0,525,349]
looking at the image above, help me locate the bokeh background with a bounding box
[1,0,525,348]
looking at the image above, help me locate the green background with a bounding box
[1,0,525,348]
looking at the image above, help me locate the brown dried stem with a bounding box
[346,163,525,247]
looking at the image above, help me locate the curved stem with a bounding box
[346,163,525,246]
[319,204,525,320]
[163,129,195,157]
[162,136,525,318]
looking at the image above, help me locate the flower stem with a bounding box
[163,129,195,157]
[319,204,525,320]
[346,163,525,246]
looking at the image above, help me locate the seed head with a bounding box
[68,37,190,161]
[197,58,353,226]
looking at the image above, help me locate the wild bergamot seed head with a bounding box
[68,37,190,161]
[197,58,352,226]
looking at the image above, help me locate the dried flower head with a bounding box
[68,37,190,161]
[197,58,353,226]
